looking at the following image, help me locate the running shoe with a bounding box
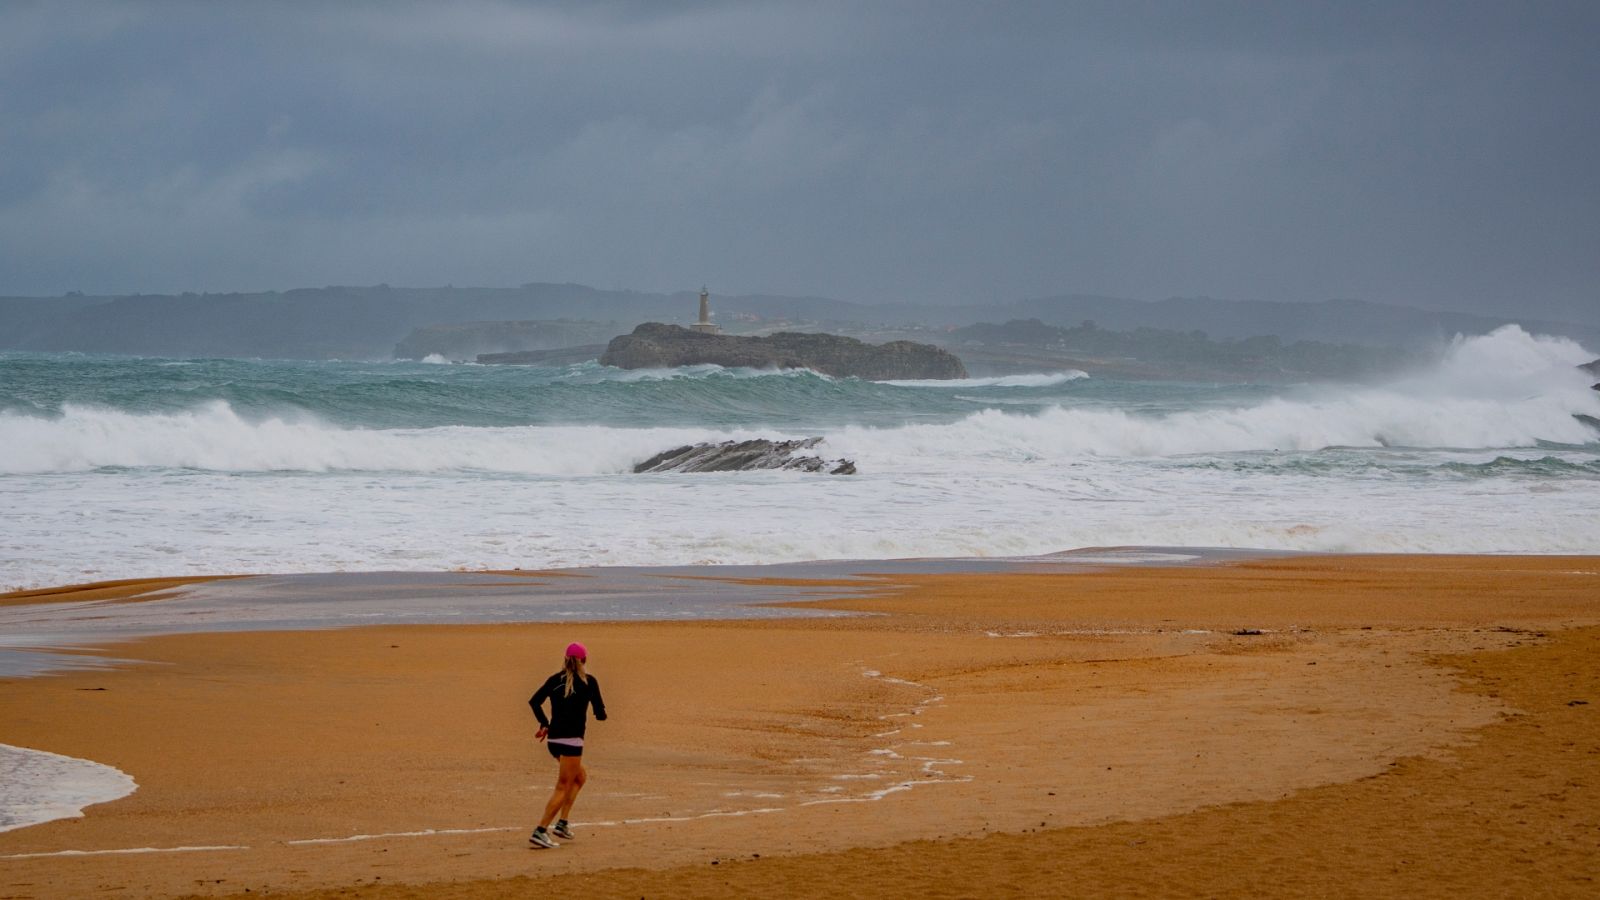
[552,820,575,840]
[528,828,559,849]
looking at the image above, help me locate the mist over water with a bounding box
[2,326,1597,589]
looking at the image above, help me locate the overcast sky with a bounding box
[1,1,1596,321]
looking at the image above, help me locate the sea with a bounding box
[2,322,1599,834]
[2,324,1599,592]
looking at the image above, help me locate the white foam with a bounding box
[587,363,828,383]
[800,783,917,805]
[832,327,1600,460]
[0,744,137,833]
[0,402,720,475]
[1,327,1598,592]
[286,826,512,845]
[885,371,1089,388]
[620,807,784,824]
[7,328,1590,479]
[1,845,245,859]
[862,669,923,687]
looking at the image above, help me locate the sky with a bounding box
[1,1,1597,322]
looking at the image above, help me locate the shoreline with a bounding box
[0,548,1268,679]
[0,554,1597,897]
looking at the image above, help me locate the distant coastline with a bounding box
[5,282,1597,362]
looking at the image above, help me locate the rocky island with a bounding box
[600,322,967,380]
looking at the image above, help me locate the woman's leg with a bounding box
[558,762,587,820]
[539,755,582,828]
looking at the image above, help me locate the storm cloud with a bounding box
[1,1,1597,321]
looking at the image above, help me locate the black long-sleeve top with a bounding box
[529,672,607,740]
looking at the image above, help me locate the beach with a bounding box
[2,554,1597,898]
[8,6,1600,899]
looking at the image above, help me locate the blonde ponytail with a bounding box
[562,655,586,697]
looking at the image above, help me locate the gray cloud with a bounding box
[1,0,1597,322]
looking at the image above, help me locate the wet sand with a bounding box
[0,576,236,608]
[1,555,1597,898]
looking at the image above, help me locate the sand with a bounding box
[0,576,236,608]
[0,555,1597,898]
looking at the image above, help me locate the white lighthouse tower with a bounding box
[690,285,721,334]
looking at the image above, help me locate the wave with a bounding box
[578,364,1089,388]
[830,326,1600,460]
[1437,455,1600,478]
[569,363,834,383]
[883,371,1089,388]
[1177,452,1600,480]
[0,402,726,475]
[0,326,1593,475]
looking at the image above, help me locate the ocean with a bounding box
[2,324,1598,591]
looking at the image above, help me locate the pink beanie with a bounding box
[565,642,587,661]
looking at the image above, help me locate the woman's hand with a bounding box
[535,726,548,742]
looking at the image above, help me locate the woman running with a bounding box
[527,641,606,849]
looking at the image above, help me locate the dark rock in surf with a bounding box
[600,323,966,380]
[633,437,856,475]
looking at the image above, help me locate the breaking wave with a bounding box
[0,326,1593,475]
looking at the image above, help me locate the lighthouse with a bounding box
[690,285,721,334]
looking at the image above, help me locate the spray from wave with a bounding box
[835,326,1599,460]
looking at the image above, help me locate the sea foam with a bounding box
[0,744,136,833]
[884,371,1090,388]
[0,327,1593,476]
[0,326,1596,589]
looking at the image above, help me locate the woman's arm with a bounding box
[589,675,607,721]
[528,677,554,728]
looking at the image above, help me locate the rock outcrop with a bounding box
[1584,358,1599,391]
[633,438,856,475]
[600,323,966,380]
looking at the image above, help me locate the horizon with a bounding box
[5,278,1594,343]
[8,280,1600,332]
